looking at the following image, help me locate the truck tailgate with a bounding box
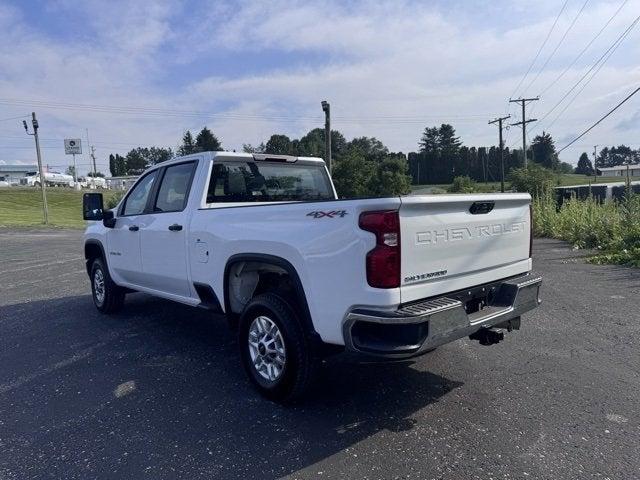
[399,194,532,304]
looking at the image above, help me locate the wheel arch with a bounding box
[84,239,107,276]
[223,253,316,337]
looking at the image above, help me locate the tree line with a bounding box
[108,126,413,196]
[108,127,222,176]
[574,145,640,176]
[107,122,633,196]
[409,125,576,185]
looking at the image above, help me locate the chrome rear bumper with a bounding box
[343,274,542,358]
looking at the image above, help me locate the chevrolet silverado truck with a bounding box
[82,151,541,402]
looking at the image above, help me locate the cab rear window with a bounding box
[206,161,333,203]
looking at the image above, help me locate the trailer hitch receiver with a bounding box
[469,328,504,346]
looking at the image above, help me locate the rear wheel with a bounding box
[90,258,125,313]
[238,293,317,403]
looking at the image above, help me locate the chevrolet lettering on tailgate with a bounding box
[416,221,526,245]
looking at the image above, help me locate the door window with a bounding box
[154,162,196,212]
[122,170,158,216]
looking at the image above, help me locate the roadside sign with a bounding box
[64,138,82,155]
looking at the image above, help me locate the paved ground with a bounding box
[1,228,639,480]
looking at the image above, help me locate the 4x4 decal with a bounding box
[306,210,348,219]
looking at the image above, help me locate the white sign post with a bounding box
[64,139,82,189]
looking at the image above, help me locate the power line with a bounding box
[539,0,628,96]
[509,0,569,100]
[522,0,590,95]
[0,114,29,122]
[543,24,633,131]
[0,135,165,148]
[534,14,640,129]
[557,86,640,153]
[0,98,489,124]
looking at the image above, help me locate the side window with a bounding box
[205,161,333,203]
[154,162,196,213]
[122,171,158,216]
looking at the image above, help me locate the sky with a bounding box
[0,0,639,175]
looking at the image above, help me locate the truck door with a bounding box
[139,161,197,298]
[106,170,159,286]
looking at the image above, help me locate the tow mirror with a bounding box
[83,193,104,221]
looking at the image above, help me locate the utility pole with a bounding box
[593,145,598,183]
[509,97,539,168]
[72,153,78,188]
[23,112,48,224]
[489,115,510,193]
[321,100,331,173]
[85,128,90,163]
[90,145,97,177]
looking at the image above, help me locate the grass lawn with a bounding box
[0,188,121,228]
[556,173,640,186]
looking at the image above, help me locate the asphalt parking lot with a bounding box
[1,228,639,479]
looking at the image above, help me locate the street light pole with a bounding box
[24,112,49,224]
[321,100,331,173]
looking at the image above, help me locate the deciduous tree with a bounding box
[265,134,293,155]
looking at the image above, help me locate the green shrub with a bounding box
[448,176,477,193]
[532,189,640,267]
[332,154,412,198]
[508,163,557,198]
[533,193,622,249]
[105,190,125,209]
[369,156,412,196]
[446,176,498,193]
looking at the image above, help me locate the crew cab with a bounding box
[83,151,541,402]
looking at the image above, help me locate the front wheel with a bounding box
[90,258,125,313]
[238,293,317,403]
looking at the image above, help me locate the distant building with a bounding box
[598,164,640,177]
[106,176,138,190]
[0,164,38,185]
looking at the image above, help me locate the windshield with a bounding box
[206,161,334,203]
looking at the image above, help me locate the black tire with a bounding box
[90,257,125,313]
[238,293,317,403]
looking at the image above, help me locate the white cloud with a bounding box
[0,0,639,174]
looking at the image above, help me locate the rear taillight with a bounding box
[529,204,533,258]
[359,210,401,288]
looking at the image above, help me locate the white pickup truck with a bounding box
[83,151,541,402]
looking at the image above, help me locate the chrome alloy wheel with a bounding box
[248,316,287,382]
[93,268,105,305]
